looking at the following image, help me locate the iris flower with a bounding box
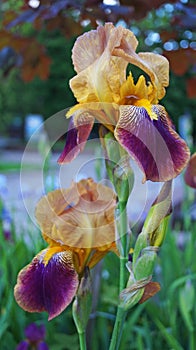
[14,179,116,320]
[58,23,190,182]
[16,323,48,350]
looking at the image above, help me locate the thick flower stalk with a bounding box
[109,180,173,350]
[14,178,117,320]
[58,22,190,183]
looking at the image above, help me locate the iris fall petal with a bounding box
[115,105,190,182]
[58,112,94,164]
[14,248,79,320]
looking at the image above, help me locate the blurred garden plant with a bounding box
[14,23,190,350]
[16,323,48,350]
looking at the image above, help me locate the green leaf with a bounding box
[179,283,194,332]
[51,333,79,350]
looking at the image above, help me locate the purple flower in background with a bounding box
[16,323,48,350]
[0,202,13,242]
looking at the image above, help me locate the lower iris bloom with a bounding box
[58,23,190,182]
[14,179,116,320]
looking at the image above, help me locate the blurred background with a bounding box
[0,0,196,349]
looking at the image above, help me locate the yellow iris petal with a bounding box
[119,73,158,117]
[69,23,139,105]
[67,23,170,129]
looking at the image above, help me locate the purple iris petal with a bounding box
[25,323,45,343]
[16,340,29,350]
[37,341,49,350]
[14,249,79,320]
[58,113,94,164]
[115,105,190,182]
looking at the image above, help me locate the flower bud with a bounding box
[184,152,196,189]
[100,126,134,203]
[133,247,158,281]
[72,267,92,333]
[142,180,172,247]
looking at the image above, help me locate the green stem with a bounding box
[190,330,194,350]
[109,307,127,350]
[118,201,129,291]
[78,331,87,350]
[119,256,127,292]
[109,202,129,350]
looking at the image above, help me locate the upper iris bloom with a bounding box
[58,23,190,182]
[14,178,116,320]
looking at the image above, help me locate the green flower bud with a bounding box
[72,267,92,333]
[143,180,172,247]
[99,126,134,203]
[133,247,158,281]
[132,233,148,266]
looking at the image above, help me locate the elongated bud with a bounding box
[132,233,148,266]
[113,157,134,204]
[133,246,158,281]
[142,180,172,247]
[72,267,92,333]
[184,152,196,189]
[99,126,134,203]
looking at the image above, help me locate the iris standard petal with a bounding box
[35,178,116,250]
[72,23,137,74]
[14,248,79,320]
[25,323,45,342]
[138,52,169,100]
[115,105,190,182]
[70,23,138,104]
[58,112,94,164]
[113,46,169,101]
